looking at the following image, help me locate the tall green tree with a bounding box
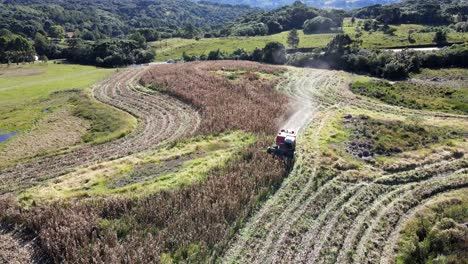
[34,32,50,55]
[129,32,147,49]
[263,42,286,65]
[303,16,334,34]
[433,29,447,45]
[50,25,65,39]
[287,29,300,49]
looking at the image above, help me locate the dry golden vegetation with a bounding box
[140,61,290,134]
[0,61,291,263]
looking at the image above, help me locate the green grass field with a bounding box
[0,62,114,133]
[343,18,468,48]
[153,18,468,61]
[152,31,335,61]
[351,79,468,115]
[0,62,135,164]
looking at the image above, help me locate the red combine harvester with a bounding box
[267,129,297,159]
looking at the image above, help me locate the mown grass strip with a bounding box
[18,132,255,202]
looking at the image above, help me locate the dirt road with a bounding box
[223,68,468,264]
[0,66,200,194]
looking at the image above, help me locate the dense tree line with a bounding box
[204,0,400,10]
[288,34,468,79]
[0,29,35,64]
[0,29,154,67]
[63,36,155,67]
[0,0,256,40]
[355,0,468,25]
[182,41,287,65]
[221,1,346,36]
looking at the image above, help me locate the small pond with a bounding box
[0,131,19,143]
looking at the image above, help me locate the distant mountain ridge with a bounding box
[201,0,402,9]
[0,0,257,39]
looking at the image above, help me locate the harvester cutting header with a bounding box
[267,129,297,160]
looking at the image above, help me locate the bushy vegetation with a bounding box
[397,190,468,264]
[203,0,402,9]
[153,30,334,62]
[355,0,468,25]
[289,34,468,79]
[351,80,468,114]
[0,29,35,64]
[343,115,461,159]
[222,1,346,36]
[180,41,288,66]
[0,0,256,66]
[343,18,468,49]
[303,16,334,34]
[63,38,155,67]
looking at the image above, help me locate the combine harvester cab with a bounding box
[267,129,296,160]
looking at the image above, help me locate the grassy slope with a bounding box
[0,62,113,132]
[343,18,468,48]
[153,19,468,61]
[152,30,334,61]
[0,62,136,161]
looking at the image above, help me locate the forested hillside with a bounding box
[355,0,468,25]
[203,0,400,9]
[0,0,257,66]
[221,1,347,36]
[0,0,256,39]
[219,0,468,37]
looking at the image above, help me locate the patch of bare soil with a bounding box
[0,108,90,165]
[0,68,44,78]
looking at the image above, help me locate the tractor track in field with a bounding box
[223,68,468,264]
[0,66,200,194]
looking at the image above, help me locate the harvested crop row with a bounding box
[224,68,468,264]
[0,61,292,263]
[0,67,200,194]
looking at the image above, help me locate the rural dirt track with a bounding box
[224,68,468,264]
[0,66,200,194]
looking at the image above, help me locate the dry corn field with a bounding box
[0,62,466,263]
[224,68,468,264]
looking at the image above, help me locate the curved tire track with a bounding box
[223,68,468,264]
[0,66,200,194]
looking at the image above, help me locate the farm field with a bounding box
[0,61,291,263]
[224,68,468,263]
[0,62,136,167]
[152,31,335,61]
[342,18,468,48]
[153,19,468,61]
[0,62,114,132]
[351,72,468,115]
[0,61,467,263]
